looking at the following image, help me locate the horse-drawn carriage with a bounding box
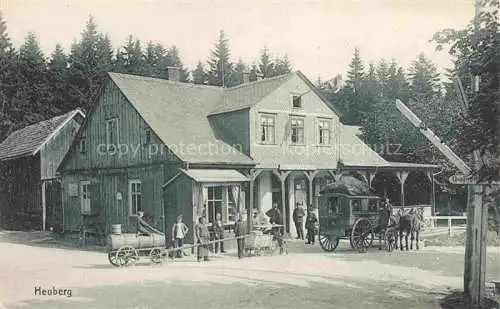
[317,176,396,253]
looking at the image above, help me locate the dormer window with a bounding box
[292,95,302,108]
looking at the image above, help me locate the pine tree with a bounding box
[47,44,70,112]
[17,32,50,119]
[345,48,365,93]
[120,35,146,75]
[249,63,259,82]
[0,11,17,140]
[192,61,206,85]
[68,15,113,112]
[207,30,233,87]
[274,54,292,76]
[233,58,247,85]
[258,47,274,78]
[408,53,441,100]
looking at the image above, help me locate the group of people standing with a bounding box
[292,203,318,245]
[168,201,319,262]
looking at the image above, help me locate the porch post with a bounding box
[272,170,291,235]
[396,171,409,207]
[41,181,47,231]
[247,169,263,231]
[306,171,319,208]
[426,170,436,215]
[368,171,376,187]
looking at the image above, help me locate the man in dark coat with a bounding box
[305,208,318,245]
[292,203,305,240]
[266,202,283,235]
[234,213,248,259]
[213,212,226,253]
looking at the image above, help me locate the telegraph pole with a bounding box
[462,1,489,307]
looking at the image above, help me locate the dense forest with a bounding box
[0,2,497,192]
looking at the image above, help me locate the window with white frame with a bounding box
[290,117,305,144]
[318,118,331,145]
[129,180,142,216]
[260,113,276,144]
[80,181,91,214]
[206,186,223,224]
[106,118,119,151]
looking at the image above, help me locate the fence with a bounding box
[164,234,251,263]
[424,216,467,236]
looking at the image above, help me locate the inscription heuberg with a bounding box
[34,286,72,298]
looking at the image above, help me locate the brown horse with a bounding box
[409,207,424,250]
[395,207,424,251]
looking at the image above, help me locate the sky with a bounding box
[0,0,475,81]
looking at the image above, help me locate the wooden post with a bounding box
[305,171,319,208]
[426,170,437,216]
[448,218,452,236]
[396,171,409,207]
[41,181,47,231]
[246,169,263,232]
[273,170,290,235]
[281,181,286,233]
[248,179,254,232]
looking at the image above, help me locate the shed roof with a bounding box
[339,125,390,167]
[179,168,249,183]
[0,109,84,161]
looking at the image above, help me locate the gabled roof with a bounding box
[108,73,254,165]
[209,73,295,115]
[209,71,342,116]
[0,109,85,161]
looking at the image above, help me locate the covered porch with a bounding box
[245,161,439,237]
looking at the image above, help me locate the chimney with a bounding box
[167,66,181,82]
[242,72,250,84]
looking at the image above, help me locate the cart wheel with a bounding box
[319,234,340,252]
[116,246,138,267]
[384,229,396,252]
[150,248,163,264]
[350,218,374,251]
[108,250,120,267]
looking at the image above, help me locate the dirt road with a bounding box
[0,238,498,309]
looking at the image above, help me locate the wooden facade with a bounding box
[59,80,184,236]
[0,110,84,231]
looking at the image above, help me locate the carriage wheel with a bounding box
[384,229,396,252]
[319,234,340,252]
[116,246,138,267]
[350,218,374,252]
[150,248,163,264]
[108,250,120,267]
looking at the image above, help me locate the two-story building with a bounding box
[57,70,438,243]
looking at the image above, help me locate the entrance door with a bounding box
[80,181,91,214]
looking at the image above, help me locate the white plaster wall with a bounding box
[258,171,273,214]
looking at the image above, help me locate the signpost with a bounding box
[395,99,489,308]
